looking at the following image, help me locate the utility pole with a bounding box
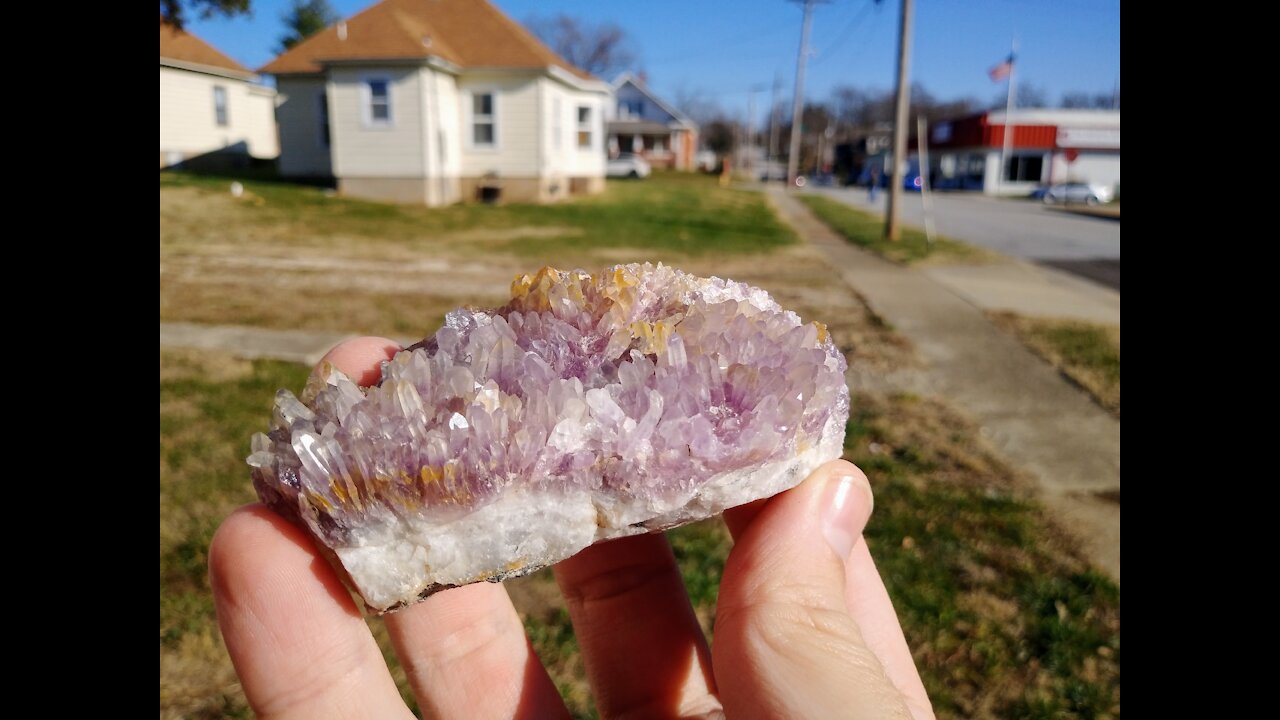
[747,83,768,178]
[768,72,782,170]
[884,0,914,241]
[787,0,821,187]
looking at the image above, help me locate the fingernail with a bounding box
[822,473,874,560]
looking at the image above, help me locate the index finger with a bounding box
[319,337,571,720]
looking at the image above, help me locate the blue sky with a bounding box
[183,0,1120,119]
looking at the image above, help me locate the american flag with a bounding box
[989,54,1015,82]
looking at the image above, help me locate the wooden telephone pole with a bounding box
[884,0,914,241]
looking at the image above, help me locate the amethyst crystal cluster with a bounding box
[249,263,849,612]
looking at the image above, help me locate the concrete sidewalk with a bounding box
[923,260,1120,325]
[160,322,414,365]
[769,188,1120,582]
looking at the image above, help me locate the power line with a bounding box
[644,17,796,66]
[811,0,883,67]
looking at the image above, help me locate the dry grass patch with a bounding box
[988,313,1120,418]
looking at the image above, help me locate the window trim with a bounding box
[576,104,594,150]
[213,85,228,127]
[360,76,394,129]
[467,88,499,151]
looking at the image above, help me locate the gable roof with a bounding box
[261,0,594,80]
[160,19,251,76]
[611,71,696,128]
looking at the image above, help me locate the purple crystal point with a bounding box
[248,263,849,612]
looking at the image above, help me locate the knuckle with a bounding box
[559,557,676,610]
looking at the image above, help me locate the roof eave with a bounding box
[161,57,255,81]
[545,65,610,93]
[267,55,462,75]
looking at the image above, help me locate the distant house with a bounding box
[160,21,278,168]
[605,73,698,171]
[260,0,610,206]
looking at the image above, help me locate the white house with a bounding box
[160,21,278,168]
[261,0,610,206]
[605,73,698,171]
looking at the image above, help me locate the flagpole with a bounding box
[999,36,1017,195]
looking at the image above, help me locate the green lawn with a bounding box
[161,170,795,259]
[160,349,1119,720]
[797,193,989,264]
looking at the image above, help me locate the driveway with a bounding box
[810,187,1121,290]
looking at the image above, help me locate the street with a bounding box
[809,186,1121,290]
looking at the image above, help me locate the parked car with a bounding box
[1037,182,1114,205]
[806,171,836,187]
[606,153,652,179]
[902,171,923,192]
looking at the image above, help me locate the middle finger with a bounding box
[554,533,722,718]
[385,582,570,719]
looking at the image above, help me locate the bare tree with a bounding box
[702,119,738,156]
[525,14,637,79]
[992,81,1049,110]
[831,84,976,131]
[1060,91,1118,109]
[831,86,872,127]
[671,85,724,127]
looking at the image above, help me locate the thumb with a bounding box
[713,459,913,720]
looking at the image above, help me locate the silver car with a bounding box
[1042,182,1114,205]
[606,153,652,179]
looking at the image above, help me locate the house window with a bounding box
[363,78,392,128]
[623,99,644,118]
[552,97,562,149]
[317,92,330,148]
[472,92,496,147]
[213,86,228,127]
[577,106,593,149]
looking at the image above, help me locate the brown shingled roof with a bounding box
[260,0,594,80]
[160,19,251,75]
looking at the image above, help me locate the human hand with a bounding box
[210,337,935,719]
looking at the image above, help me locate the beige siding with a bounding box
[541,79,606,179]
[275,76,331,177]
[329,67,425,178]
[160,65,278,162]
[541,81,570,178]
[457,74,541,178]
[420,67,462,205]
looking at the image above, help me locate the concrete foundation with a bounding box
[337,175,605,206]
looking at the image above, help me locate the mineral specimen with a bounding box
[248,263,849,612]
